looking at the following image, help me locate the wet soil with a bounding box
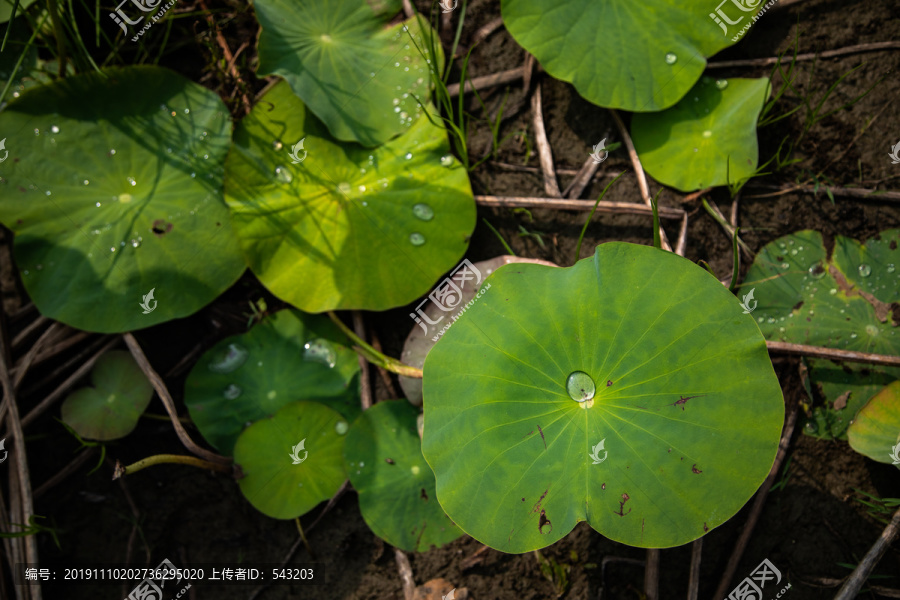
[7,0,900,598]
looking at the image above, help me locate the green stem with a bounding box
[728,227,740,292]
[482,218,515,255]
[574,170,627,262]
[113,454,232,478]
[294,517,314,559]
[46,0,68,77]
[326,312,423,379]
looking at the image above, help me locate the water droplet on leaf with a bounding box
[566,371,595,402]
[208,343,250,374]
[303,338,337,368]
[409,232,425,246]
[412,203,434,221]
[665,52,677,64]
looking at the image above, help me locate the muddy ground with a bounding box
[5,0,900,598]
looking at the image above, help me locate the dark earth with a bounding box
[2,0,900,598]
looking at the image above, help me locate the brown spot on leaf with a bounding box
[538,510,552,534]
[615,493,632,516]
[385,458,395,465]
[531,489,548,514]
[830,264,896,324]
[152,219,173,236]
[792,300,804,312]
[833,391,851,411]
[891,240,898,250]
[692,464,703,474]
[420,488,428,501]
[607,380,613,387]
[703,523,709,532]
[601,483,606,490]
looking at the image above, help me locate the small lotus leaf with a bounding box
[501,0,762,112]
[847,381,900,467]
[224,81,475,312]
[184,309,360,456]
[344,400,463,551]
[254,0,436,146]
[423,243,784,551]
[61,350,154,440]
[234,401,348,519]
[743,230,900,439]
[632,77,769,192]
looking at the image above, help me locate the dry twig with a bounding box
[531,80,561,198]
[476,195,685,219]
[395,547,417,600]
[833,504,900,600]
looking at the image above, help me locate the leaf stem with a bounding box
[327,313,423,379]
[112,454,233,479]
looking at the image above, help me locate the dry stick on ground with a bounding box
[713,401,799,600]
[0,491,19,600]
[33,447,97,500]
[746,182,900,202]
[196,0,252,114]
[834,505,900,600]
[11,322,60,390]
[608,109,673,251]
[767,341,900,367]
[11,315,47,351]
[530,80,562,198]
[475,195,686,219]
[19,335,112,400]
[563,154,604,199]
[803,577,900,598]
[21,337,119,427]
[395,547,417,600]
[455,16,504,58]
[687,538,702,600]
[353,311,373,410]
[675,212,689,257]
[493,161,627,179]
[704,198,753,260]
[369,333,400,398]
[707,41,900,69]
[123,333,232,466]
[731,192,740,229]
[15,330,91,376]
[401,0,414,18]
[644,549,659,600]
[447,65,528,97]
[107,456,149,599]
[0,323,41,600]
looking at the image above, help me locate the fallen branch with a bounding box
[707,41,900,70]
[476,195,685,219]
[834,505,900,600]
[112,455,234,479]
[123,334,232,465]
[395,547,417,600]
[531,79,561,198]
[766,341,900,367]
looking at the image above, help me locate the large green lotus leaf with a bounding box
[184,309,360,456]
[344,400,464,552]
[422,243,784,552]
[61,350,154,440]
[848,381,900,467]
[631,77,769,192]
[0,66,245,333]
[501,0,761,112]
[224,81,475,312]
[743,230,900,440]
[254,0,436,146]
[234,401,348,519]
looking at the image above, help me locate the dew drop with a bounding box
[866,325,878,336]
[665,52,677,64]
[781,263,789,270]
[808,262,826,279]
[337,182,351,195]
[223,384,242,400]
[440,154,453,167]
[274,165,293,184]
[183,108,190,114]
[304,338,337,368]
[702,130,712,138]
[566,371,595,402]
[858,264,872,277]
[405,152,413,160]
[887,263,896,273]
[50,125,60,133]
[335,421,348,435]
[108,149,116,156]
[131,237,142,248]
[409,232,425,246]
[412,203,434,221]
[127,176,137,187]
[850,332,858,339]
[83,179,90,185]
[804,420,818,434]
[207,343,250,374]
[715,79,728,90]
